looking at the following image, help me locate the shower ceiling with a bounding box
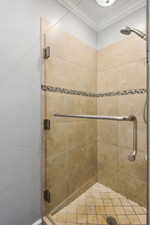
[57,0,146,31]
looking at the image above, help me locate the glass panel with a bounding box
[42,16,98,223]
[41,1,148,224]
[97,32,147,210]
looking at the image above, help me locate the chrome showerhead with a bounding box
[120,26,132,35]
[120,26,146,40]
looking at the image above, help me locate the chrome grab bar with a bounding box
[54,114,137,161]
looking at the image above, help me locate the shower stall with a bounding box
[41,1,148,224]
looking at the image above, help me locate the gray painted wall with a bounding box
[0,1,97,225]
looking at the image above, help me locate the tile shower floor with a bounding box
[49,183,147,225]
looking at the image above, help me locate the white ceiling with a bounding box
[57,0,146,31]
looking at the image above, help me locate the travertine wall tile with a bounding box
[43,24,147,215]
[97,37,146,72]
[97,37,147,207]
[97,142,118,191]
[44,25,97,213]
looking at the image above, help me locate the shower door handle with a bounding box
[127,115,138,161]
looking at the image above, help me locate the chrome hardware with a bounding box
[43,119,50,130]
[54,114,130,121]
[120,26,146,40]
[44,189,51,203]
[106,216,117,225]
[128,152,136,161]
[127,115,137,162]
[43,46,50,59]
[54,114,138,161]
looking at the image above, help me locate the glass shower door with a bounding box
[97,35,147,224]
[116,36,147,207]
[42,19,98,221]
[41,3,148,225]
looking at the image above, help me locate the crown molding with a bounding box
[57,0,99,31]
[98,0,146,31]
[57,0,146,32]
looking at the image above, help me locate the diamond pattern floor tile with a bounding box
[48,183,147,225]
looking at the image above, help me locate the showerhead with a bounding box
[120,27,132,35]
[120,26,146,40]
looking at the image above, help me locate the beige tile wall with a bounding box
[42,20,147,215]
[45,26,97,92]
[44,25,97,213]
[97,36,147,207]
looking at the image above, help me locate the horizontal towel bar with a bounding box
[53,114,137,162]
[54,114,136,122]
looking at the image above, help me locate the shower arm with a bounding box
[120,26,146,40]
[54,114,137,161]
[131,28,146,40]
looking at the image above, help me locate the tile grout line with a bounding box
[51,183,146,225]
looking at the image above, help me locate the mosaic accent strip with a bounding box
[41,85,98,97]
[97,88,147,97]
[41,85,147,98]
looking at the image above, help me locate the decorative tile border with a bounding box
[41,85,98,97]
[41,85,147,98]
[97,88,147,97]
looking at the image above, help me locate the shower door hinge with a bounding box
[43,119,50,130]
[44,189,51,203]
[43,46,50,59]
